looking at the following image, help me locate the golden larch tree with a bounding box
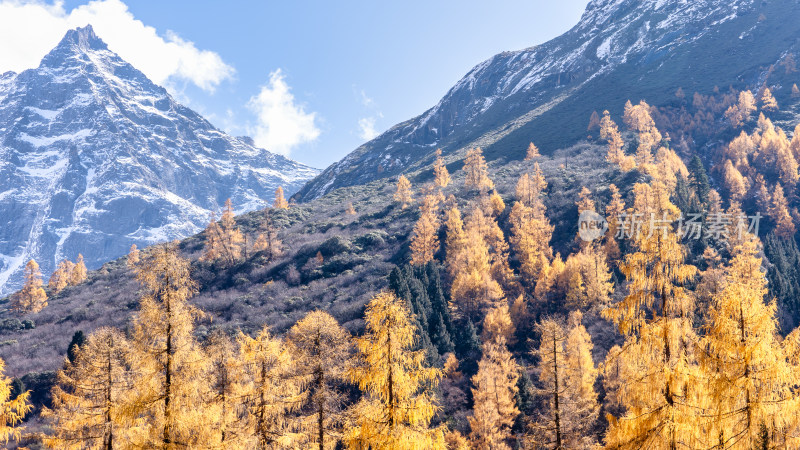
[726,130,756,168]
[793,83,800,98]
[725,90,757,127]
[602,181,703,449]
[701,234,800,448]
[484,191,505,218]
[44,327,133,449]
[532,317,598,449]
[204,330,249,449]
[345,291,445,449]
[514,164,547,208]
[563,247,613,311]
[600,110,634,171]
[463,148,494,191]
[433,149,450,188]
[394,175,414,209]
[623,100,661,168]
[238,326,302,448]
[466,205,516,297]
[70,254,87,285]
[0,358,31,446]
[200,212,224,262]
[563,311,600,446]
[449,209,504,321]
[273,186,289,209]
[525,142,540,160]
[252,215,283,262]
[760,86,779,112]
[723,159,748,201]
[11,259,48,315]
[469,338,519,450]
[345,202,357,216]
[509,177,554,288]
[481,303,516,347]
[124,244,214,448]
[286,310,353,450]
[444,206,467,279]
[220,198,245,262]
[575,186,595,213]
[128,244,140,270]
[410,195,441,266]
[770,184,795,237]
[48,259,75,294]
[604,184,625,262]
[202,200,245,265]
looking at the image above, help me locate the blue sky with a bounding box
[0,0,589,168]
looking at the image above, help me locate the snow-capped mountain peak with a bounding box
[0,26,319,295]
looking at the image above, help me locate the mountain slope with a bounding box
[0,26,319,295]
[295,0,800,201]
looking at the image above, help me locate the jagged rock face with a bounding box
[295,0,800,202]
[0,26,319,295]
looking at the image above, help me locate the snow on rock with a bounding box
[295,0,756,202]
[0,25,319,295]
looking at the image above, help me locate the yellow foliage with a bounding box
[44,328,133,449]
[287,311,353,449]
[532,316,598,448]
[469,338,519,450]
[394,175,414,209]
[410,201,440,266]
[252,215,283,261]
[433,149,450,188]
[509,198,553,288]
[770,184,795,238]
[481,303,516,346]
[600,110,634,171]
[345,291,445,449]
[525,142,540,160]
[204,331,250,448]
[11,259,47,315]
[449,209,504,320]
[125,244,213,448]
[48,259,75,294]
[273,186,289,209]
[238,326,302,448]
[700,235,800,448]
[603,181,702,449]
[760,86,778,112]
[463,148,494,191]
[70,254,87,285]
[202,199,245,265]
[127,244,140,270]
[0,358,31,445]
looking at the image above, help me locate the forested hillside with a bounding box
[5,79,800,447]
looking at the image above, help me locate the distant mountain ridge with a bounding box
[0,25,319,295]
[295,0,800,201]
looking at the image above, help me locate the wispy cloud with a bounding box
[355,87,383,141]
[0,0,234,92]
[247,69,320,156]
[358,116,379,140]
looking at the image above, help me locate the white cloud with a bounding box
[359,89,374,108]
[247,69,320,156]
[354,87,383,141]
[358,116,379,140]
[0,0,234,92]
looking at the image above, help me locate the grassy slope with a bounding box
[0,142,619,378]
